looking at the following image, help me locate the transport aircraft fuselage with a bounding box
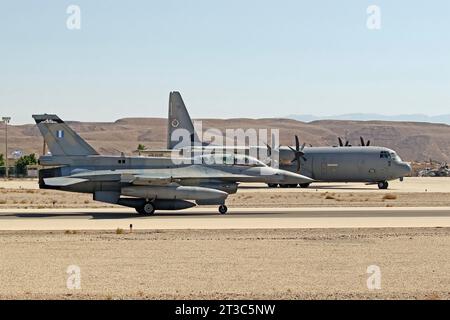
[164,91,412,189]
[173,145,411,188]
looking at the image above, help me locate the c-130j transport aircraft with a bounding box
[165,91,412,190]
[33,114,312,215]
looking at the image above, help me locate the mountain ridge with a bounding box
[1,118,449,163]
[286,113,450,125]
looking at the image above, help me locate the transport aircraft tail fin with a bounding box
[167,91,201,149]
[33,114,99,156]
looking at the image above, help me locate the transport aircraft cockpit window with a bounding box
[390,152,401,161]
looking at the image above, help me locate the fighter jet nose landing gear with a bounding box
[219,205,228,214]
[299,183,311,188]
[136,202,155,215]
[378,181,389,189]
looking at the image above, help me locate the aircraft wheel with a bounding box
[378,181,389,189]
[218,205,228,214]
[299,183,310,188]
[267,183,278,188]
[136,202,155,215]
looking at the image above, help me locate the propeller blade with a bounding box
[345,140,349,146]
[300,142,306,151]
[290,154,300,164]
[338,137,343,147]
[290,135,307,172]
[360,136,365,146]
[288,146,297,163]
[366,140,370,146]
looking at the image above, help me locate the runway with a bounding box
[0,207,449,230]
[3,177,450,192]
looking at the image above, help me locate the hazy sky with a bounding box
[1,1,449,124]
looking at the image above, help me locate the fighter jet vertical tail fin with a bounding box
[32,114,99,156]
[167,91,200,149]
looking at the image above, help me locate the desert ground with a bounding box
[0,228,448,300]
[0,178,448,299]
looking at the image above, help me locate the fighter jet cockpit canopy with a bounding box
[194,153,267,167]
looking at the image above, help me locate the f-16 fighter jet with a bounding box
[33,114,312,215]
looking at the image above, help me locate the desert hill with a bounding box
[2,118,449,162]
[287,113,450,124]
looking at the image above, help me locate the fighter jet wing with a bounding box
[60,169,251,186]
[45,172,131,186]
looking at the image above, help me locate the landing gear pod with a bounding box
[378,181,389,189]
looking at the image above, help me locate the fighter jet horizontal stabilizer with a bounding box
[43,177,88,187]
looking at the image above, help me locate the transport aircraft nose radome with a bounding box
[402,163,412,175]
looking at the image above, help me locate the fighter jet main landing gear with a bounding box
[136,202,156,215]
[218,205,228,214]
[377,181,389,189]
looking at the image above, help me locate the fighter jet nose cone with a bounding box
[298,175,314,183]
[278,170,313,184]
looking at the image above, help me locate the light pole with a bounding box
[2,117,11,179]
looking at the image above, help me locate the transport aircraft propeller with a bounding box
[359,136,371,146]
[338,137,352,147]
[288,135,307,173]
